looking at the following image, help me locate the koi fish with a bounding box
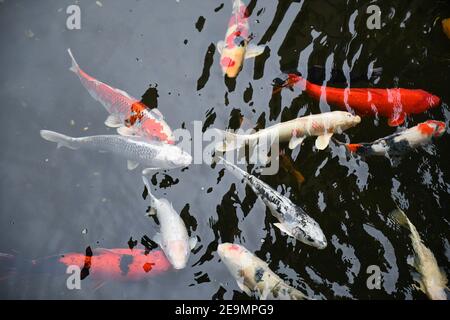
[142,176,197,269]
[40,130,192,171]
[214,111,361,153]
[217,0,265,78]
[67,49,174,143]
[443,18,450,39]
[274,73,441,126]
[279,152,305,188]
[390,209,448,300]
[0,247,171,282]
[344,120,446,157]
[218,243,309,300]
[59,247,171,281]
[218,156,327,249]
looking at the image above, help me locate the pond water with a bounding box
[0,0,449,299]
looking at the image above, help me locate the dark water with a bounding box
[0,0,449,299]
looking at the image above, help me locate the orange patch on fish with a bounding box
[347,144,362,153]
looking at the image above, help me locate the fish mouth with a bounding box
[272,71,301,90]
[354,115,361,124]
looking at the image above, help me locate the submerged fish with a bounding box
[142,176,197,269]
[390,209,448,300]
[279,152,305,189]
[0,247,171,282]
[214,111,360,153]
[218,156,327,249]
[40,130,192,171]
[345,120,446,157]
[67,49,174,143]
[217,0,265,78]
[59,247,171,281]
[274,73,441,126]
[218,243,308,300]
[443,18,450,39]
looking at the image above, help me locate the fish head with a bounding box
[332,111,361,131]
[218,243,253,273]
[165,239,189,270]
[418,120,446,138]
[290,213,327,249]
[158,145,192,168]
[220,47,246,78]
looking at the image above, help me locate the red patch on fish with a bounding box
[142,262,154,273]
[229,245,240,251]
[221,57,236,68]
[418,122,435,136]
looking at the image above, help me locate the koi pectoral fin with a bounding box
[245,44,266,59]
[104,114,123,128]
[127,160,139,170]
[237,280,252,296]
[217,41,225,54]
[288,135,305,150]
[315,133,333,150]
[388,113,406,127]
[189,236,198,250]
[273,223,294,237]
[142,168,161,175]
[117,126,138,137]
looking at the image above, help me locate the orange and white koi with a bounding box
[345,120,446,157]
[217,0,265,78]
[67,49,174,143]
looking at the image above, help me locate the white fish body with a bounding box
[218,243,308,300]
[142,177,197,270]
[40,130,192,171]
[218,157,327,249]
[390,209,448,300]
[214,111,361,152]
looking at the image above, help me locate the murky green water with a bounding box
[0,0,449,299]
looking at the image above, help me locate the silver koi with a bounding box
[40,130,192,171]
[218,156,327,249]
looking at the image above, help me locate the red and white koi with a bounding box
[214,111,361,152]
[217,0,265,78]
[67,49,174,143]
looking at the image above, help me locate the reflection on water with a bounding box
[0,0,449,299]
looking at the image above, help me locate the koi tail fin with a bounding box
[67,48,80,73]
[389,208,411,231]
[40,130,79,150]
[212,129,248,153]
[346,143,364,154]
